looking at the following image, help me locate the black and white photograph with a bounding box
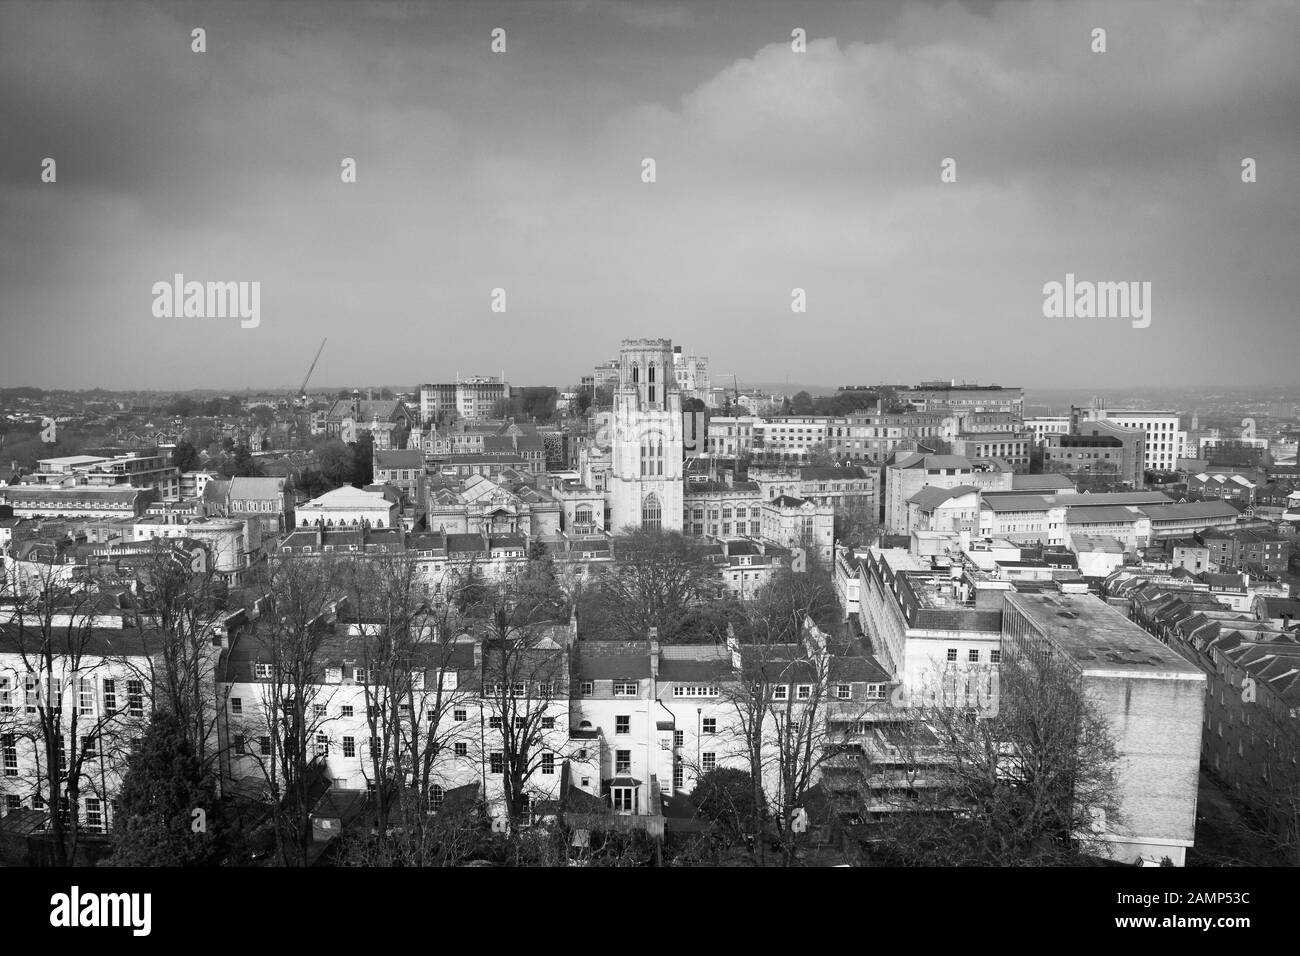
[0,0,1296,934]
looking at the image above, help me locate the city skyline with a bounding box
[3,0,1298,391]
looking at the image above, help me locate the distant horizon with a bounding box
[6,381,1300,397]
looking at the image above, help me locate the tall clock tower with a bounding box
[608,338,684,532]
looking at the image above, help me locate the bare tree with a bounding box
[865,651,1122,866]
[229,557,340,867]
[338,556,476,846]
[123,544,229,774]
[476,595,569,827]
[0,570,149,864]
[597,528,712,642]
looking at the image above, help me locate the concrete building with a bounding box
[1072,405,1186,475]
[904,383,1024,418]
[829,411,947,464]
[704,415,762,458]
[884,453,1013,534]
[752,416,840,463]
[419,375,510,423]
[1045,419,1146,486]
[950,432,1033,472]
[1025,416,1071,448]
[1001,591,1206,866]
[0,485,157,520]
[856,549,1004,703]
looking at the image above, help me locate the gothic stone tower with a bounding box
[609,338,684,532]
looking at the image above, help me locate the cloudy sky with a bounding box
[1,0,1297,392]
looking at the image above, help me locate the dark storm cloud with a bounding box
[0,0,1296,391]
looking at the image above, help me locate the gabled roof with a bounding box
[227,476,287,500]
[909,485,979,509]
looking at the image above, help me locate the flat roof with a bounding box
[1003,591,1204,679]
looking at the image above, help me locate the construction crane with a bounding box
[296,337,327,407]
[715,373,742,414]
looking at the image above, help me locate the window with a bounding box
[796,685,811,701]
[234,734,246,756]
[866,684,886,700]
[542,716,555,729]
[490,752,503,774]
[511,682,526,698]
[537,682,555,698]
[614,682,637,697]
[773,685,788,701]
[613,788,635,813]
[370,736,381,754]
[541,752,555,775]
[702,717,717,735]
[259,736,271,755]
[316,734,329,757]
[2,734,16,776]
[342,704,354,717]
[5,795,21,812]
[313,704,327,718]
[25,676,38,714]
[673,730,684,748]
[255,663,273,679]
[429,784,444,811]
[702,752,716,772]
[673,765,684,790]
[102,679,115,712]
[946,648,958,662]
[514,716,527,729]
[837,684,851,700]
[489,715,502,729]
[642,493,662,532]
[85,798,103,833]
[968,649,980,663]
[580,681,594,696]
[230,696,243,715]
[79,679,94,716]
[454,708,466,722]
[616,715,630,735]
[990,650,1002,664]
[342,736,356,757]
[615,750,631,774]
[127,680,143,717]
[673,685,719,698]
[454,742,468,757]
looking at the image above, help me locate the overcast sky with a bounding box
[1,0,1297,392]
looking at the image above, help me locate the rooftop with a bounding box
[1004,591,1205,679]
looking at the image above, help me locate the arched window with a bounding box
[631,364,640,384]
[429,784,444,812]
[642,493,662,531]
[575,505,593,529]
